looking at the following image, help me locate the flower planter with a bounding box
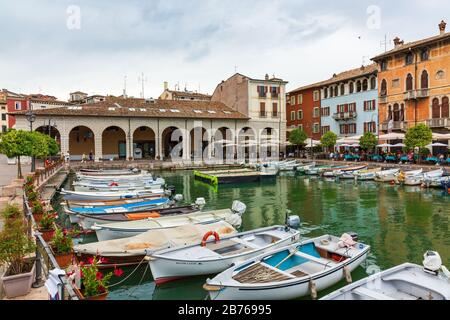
[54,252,73,269]
[73,286,108,300]
[1,260,36,298]
[33,213,43,224]
[39,229,55,242]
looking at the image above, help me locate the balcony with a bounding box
[404,90,417,100]
[271,111,279,118]
[332,111,357,121]
[271,93,279,99]
[259,111,267,118]
[380,121,408,132]
[416,89,429,98]
[404,89,429,100]
[426,118,450,128]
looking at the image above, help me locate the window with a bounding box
[432,98,440,119]
[349,82,354,94]
[323,88,328,99]
[381,79,387,96]
[298,94,303,105]
[313,91,320,101]
[405,52,414,65]
[349,123,357,134]
[313,123,320,134]
[421,70,429,89]
[14,102,21,110]
[257,86,267,98]
[298,110,303,120]
[337,104,345,113]
[420,48,429,61]
[334,86,338,97]
[340,124,347,135]
[364,122,377,133]
[406,74,414,91]
[381,60,388,71]
[356,81,362,92]
[364,100,376,111]
[313,107,320,118]
[340,84,345,96]
[442,97,449,118]
[272,103,278,117]
[298,124,303,131]
[329,87,334,98]
[370,77,376,90]
[362,79,368,91]
[260,102,266,117]
[392,79,400,88]
[290,96,296,105]
[290,111,295,121]
[1,114,6,120]
[321,126,330,134]
[270,86,279,98]
[348,103,356,112]
[321,107,330,117]
[436,70,445,80]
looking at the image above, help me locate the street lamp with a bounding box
[25,109,36,172]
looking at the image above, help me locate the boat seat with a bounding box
[352,287,395,300]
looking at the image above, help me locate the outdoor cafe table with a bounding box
[385,155,397,162]
[426,157,439,163]
[371,155,383,162]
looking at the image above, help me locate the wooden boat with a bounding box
[74,204,201,230]
[374,168,400,182]
[60,188,166,201]
[92,201,247,241]
[203,233,370,300]
[66,195,164,208]
[278,160,300,172]
[397,169,424,185]
[424,174,449,188]
[65,198,171,215]
[354,168,382,181]
[333,165,367,179]
[148,226,301,285]
[72,178,165,192]
[296,162,315,174]
[76,173,155,184]
[305,165,330,176]
[321,251,450,300]
[73,221,237,269]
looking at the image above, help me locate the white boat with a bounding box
[79,168,142,176]
[321,251,450,300]
[76,173,155,183]
[354,168,382,181]
[204,233,370,300]
[374,168,400,182]
[73,221,238,268]
[60,188,166,201]
[260,164,279,175]
[147,226,301,285]
[92,201,247,241]
[333,165,367,179]
[278,160,300,172]
[424,175,450,188]
[72,178,165,192]
[322,166,350,178]
[296,162,316,173]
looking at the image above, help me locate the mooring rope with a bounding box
[107,256,147,288]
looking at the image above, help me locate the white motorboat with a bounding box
[76,172,155,184]
[424,175,450,188]
[204,233,370,300]
[354,168,382,181]
[147,226,301,285]
[321,251,450,300]
[78,168,142,176]
[72,178,165,192]
[278,160,300,172]
[333,165,367,179]
[374,168,400,182]
[296,162,316,173]
[60,188,166,201]
[92,201,247,241]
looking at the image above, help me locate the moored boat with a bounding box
[374,168,400,182]
[333,165,367,179]
[72,178,165,192]
[147,225,301,285]
[354,168,382,181]
[60,188,166,201]
[321,251,450,300]
[203,233,370,300]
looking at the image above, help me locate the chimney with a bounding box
[393,37,403,47]
[163,81,168,91]
[265,74,269,80]
[439,20,447,35]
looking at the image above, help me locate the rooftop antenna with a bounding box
[234,65,238,73]
[184,83,187,92]
[123,75,127,98]
[138,72,148,98]
[380,34,391,52]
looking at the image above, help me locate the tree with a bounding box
[359,132,377,151]
[320,131,337,152]
[405,124,432,151]
[44,135,60,157]
[288,128,307,157]
[0,130,36,178]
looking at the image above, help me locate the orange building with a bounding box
[372,20,450,134]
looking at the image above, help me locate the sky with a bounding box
[0,0,449,101]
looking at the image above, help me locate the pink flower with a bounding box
[114,268,124,277]
[79,261,85,267]
[99,257,108,264]
[96,272,103,280]
[87,257,94,265]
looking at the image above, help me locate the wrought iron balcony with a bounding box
[332,111,357,121]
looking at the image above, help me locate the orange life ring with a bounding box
[109,182,119,187]
[201,231,220,247]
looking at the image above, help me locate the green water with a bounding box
[55,171,450,300]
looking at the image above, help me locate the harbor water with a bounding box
[54,171,450,300]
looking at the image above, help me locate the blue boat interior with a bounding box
[263,243,321,271]
[71,198,168,213]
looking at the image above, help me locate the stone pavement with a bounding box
[0,155,40,187]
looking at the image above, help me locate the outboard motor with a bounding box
[166,185,176,199]
[231,201,247,216]
[173,194,183,202]
[423,251,443,275]
[286,215,301,229]
[195,197,206,210]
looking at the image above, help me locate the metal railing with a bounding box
[426,118,449,128]
[332,111,357,120]
[23,187,79,300]
[380,121,408,131]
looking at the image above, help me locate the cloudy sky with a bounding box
[0,0,448,100]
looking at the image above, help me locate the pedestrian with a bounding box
[89,150,94,162]
[65,151,70,163]
[81,153,87,163]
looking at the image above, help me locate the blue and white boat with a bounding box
[72,177,165,192]
[65,198,170,215]
[204,233,370,300]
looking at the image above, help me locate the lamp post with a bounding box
[25,109,36,172]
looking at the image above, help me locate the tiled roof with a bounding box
[319,64,378,86]
[288,80,330,94]
[169,90,212,98]
[12,98,249,120]
[372,31,450,61]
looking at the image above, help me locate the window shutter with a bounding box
[373,100,376,110]
[364,101,367,111]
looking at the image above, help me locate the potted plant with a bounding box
[1,204,22,222]
[50,228,74,269]
[37,211,57,242]
[0,218,36,298]
[31,200,45,223]
[69,256,123,300]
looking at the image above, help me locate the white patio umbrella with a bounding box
[426,142,448,148]
[392,143,406,147]
[377,143,393,148]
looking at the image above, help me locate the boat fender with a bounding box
[201,231,220,247]
[173,194,183,202]
[309,280,318,300]
[195,197,206,209]
[343,266,352,283]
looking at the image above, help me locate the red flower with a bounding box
[96,272,103,280]
[88,257,94,265]
[99,257,108,264]
[79,261,85,267]
[98,285,106,293]
[114,268,124,277]
[80,270,84,278]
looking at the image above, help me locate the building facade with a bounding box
[372,20,450,134]
[0,90,7,133]
[159,82,212,101]
[320,64,378,137]
[211,73,288,155]
[286,83,322,140]
[5,89,29,129]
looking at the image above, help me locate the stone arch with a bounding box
[260,127,278,159]
[68,126,95,160]
[102,126,126,160]
[190,127,209,160]
[213,127,235,161]
[442,96,449,118]
[133,126,156,159]
[162,126,183,159]
[35,125,61,145]
[238,127,257,162]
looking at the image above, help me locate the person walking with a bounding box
[89,151,94,162]
[81,153,87,163]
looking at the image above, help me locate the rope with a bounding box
[106,256,147,288]
[128,262,150,297]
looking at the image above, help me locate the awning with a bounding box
[432,133,450,140]
[378,133,405,140]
